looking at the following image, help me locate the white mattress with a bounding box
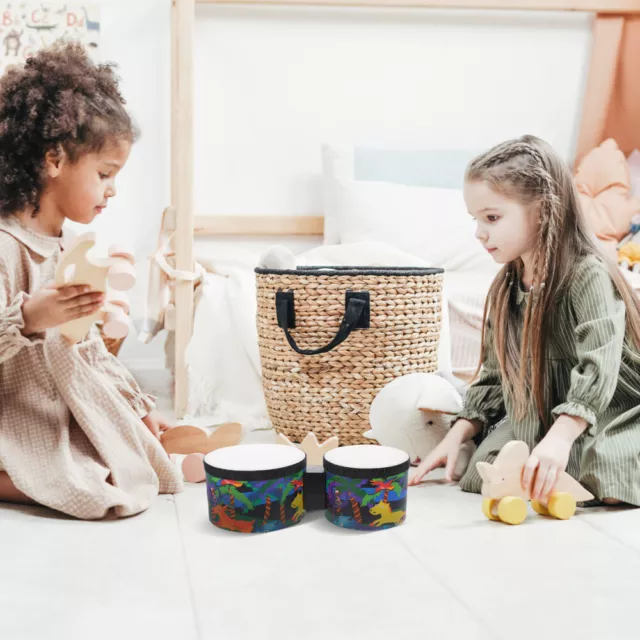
[443,265,640,378]
[443,269,496,376]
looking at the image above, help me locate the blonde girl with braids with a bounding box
[410,135,640,507]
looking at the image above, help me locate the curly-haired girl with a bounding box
[0,42,182,519]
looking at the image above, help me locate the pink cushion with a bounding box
[574,139,640,258]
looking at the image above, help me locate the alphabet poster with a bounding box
[0,2,99,74]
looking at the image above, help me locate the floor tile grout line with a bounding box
[172,495,205,640]
[393,531,504,640]
[579,515,640,558]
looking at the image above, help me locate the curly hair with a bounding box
[0,40,140,217]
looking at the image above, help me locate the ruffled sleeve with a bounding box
[0,259,45,364]
[455,318,506,430]
[77,329,157,419]
[552,258,625,431]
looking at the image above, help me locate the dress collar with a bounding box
[0,215,65,258]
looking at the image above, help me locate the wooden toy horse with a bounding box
[477,440,594,525]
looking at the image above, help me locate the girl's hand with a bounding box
[409,418,479,485]
[142,409,173,439]
[522,415,587,501]
[22,283,104,335]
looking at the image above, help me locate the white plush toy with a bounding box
[259,245,297,270]
[364,372,476,479]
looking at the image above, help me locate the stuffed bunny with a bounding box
[365,372,475,479]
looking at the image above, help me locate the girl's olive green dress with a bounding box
[457,256,640,506]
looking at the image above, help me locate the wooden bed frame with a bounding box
[168,0,640,418]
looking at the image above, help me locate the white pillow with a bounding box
[321,143,483,248]
[330,178,500,273]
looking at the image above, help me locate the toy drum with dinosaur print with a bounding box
[204,444,306,534]
[323,445,410,531]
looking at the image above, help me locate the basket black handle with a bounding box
[275,290,370,356]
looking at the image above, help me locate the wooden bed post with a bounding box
[172,0,195,418]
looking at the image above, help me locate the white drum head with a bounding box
[205,444,305,473]
[324,445,409,470]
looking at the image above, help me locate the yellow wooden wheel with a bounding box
[531,500,549,516]
[482,498,500,521]
[497,496,527,525]
[548,492,576,520]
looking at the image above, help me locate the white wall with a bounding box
[72,2,594,369]
[71,2,593,257]
[55,0,172,371]
[188,5,593,266]
[194,5,593,220]
[65,0,172,261]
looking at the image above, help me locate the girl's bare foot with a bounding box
[602,498,623,505]
[0,472,35,504]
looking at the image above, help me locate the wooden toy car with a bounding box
[476,440,594,525]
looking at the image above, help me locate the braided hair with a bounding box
[466,135,638,425]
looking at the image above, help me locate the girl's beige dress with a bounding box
[0,216,182,519]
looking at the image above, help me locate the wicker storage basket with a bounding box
[256,266,444,446]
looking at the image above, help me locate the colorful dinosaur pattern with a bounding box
[325,470,408,531]
[369,501,406,527]
[206,470,305,534]
[291,492,305,522]
[210,505,255,533]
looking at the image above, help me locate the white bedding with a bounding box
[184,241,494,425]
[442,266,640,377]
[443,269,496,376]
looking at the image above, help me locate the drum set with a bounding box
[204,442,410,534]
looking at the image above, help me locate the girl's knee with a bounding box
[0,472,35,505]
[458,468,483,494]
[458,455,487,494]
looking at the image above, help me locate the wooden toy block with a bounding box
[55,233,136,343]
[477,440,594,525]
[182,453,206,483]
[160,422,243,455]
[106,289,131,314]
[275,432,339,467]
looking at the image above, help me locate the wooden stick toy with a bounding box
[55,233,136,343]
[477,440,594,525]
[162,422,243,484]
[160,422,243,456]
[275,432,339,468]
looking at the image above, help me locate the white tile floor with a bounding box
[3,467,640,640]
[2,368,640,640]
